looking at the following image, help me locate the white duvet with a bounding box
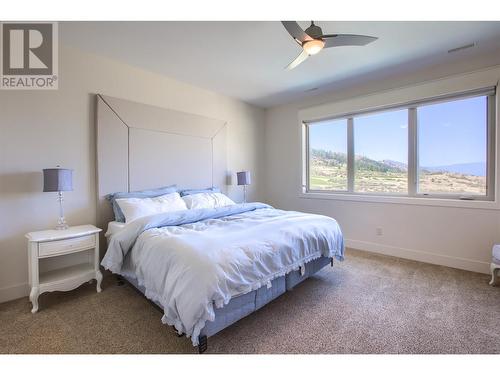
[102,204,344,345]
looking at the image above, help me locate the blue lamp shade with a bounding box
[43,168,73,192]
[237,171,251,186]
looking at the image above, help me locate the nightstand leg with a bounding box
[490,263,498,286]
[30,287,39,313]
[96,271,103,293]
[94,233,102,293]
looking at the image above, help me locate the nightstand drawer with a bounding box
[38,235,95,258]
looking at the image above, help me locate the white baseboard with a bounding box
[345,239,490,274]
[0,282,29,304]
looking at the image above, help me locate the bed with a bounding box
[96,94,344,353]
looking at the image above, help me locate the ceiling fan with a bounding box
[281,21,378,70]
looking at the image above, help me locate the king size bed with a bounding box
[96,94,344,353]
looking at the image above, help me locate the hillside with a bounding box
[424,162,486,177]
[311,149,405,173]
[310,149,486,194]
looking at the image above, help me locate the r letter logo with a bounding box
[1,22,58,89]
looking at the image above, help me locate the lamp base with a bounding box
[55,217,69,230]
[55,191,69,230]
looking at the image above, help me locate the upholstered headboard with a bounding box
[95,94,228,232]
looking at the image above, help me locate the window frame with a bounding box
[304,88,496,202]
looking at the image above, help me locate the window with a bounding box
[308,118,348,191]
[417,96,488,196]
[305,89,495,201]
[354,109,408,194]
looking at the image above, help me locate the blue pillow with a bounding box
[106,185,177,222]
[180,187,221,197]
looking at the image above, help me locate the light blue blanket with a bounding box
[102,202,271,273]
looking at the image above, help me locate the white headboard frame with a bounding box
[95,94,228,232]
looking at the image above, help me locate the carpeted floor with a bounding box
[1,248,499,354]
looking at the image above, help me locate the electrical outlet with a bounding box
[376,227,383,236]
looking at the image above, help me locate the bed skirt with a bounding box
[123,256,332,340]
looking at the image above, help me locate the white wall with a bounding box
[0,46,265,303]
[265,63,500,275]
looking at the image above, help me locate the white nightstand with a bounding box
[25,225,103,313]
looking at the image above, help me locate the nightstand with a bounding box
[25,225,103,313]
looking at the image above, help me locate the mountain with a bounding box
[311,150,405,173]
[382,160,485,177]
[423,162,486,177]
[311,149,485,176]
[382,160,408,172]
[354,155,405,173]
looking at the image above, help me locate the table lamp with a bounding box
[237,171,251,203]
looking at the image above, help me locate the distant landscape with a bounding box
[310,149,486,195]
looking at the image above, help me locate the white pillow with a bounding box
[182,192,235,210]
[115,192,187,223]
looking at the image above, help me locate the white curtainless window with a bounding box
[304,88,496,201]
[416,95,489,197]
[353,108,408,194]
[308,118,348,191]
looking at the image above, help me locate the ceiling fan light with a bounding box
[303,39,325,55]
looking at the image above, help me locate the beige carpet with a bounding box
[1,249,499,354]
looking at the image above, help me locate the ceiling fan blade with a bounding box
[321,34,378,48]
[285,50,309,70]
[281,21,313,43]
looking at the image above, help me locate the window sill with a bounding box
[299,191,500,210]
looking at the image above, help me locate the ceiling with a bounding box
[61,21,500,108]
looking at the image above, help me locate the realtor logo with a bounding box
[1,22,58,89]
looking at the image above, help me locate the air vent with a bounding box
[448,43,476,54]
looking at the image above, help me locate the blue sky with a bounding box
[309,95,487,167]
